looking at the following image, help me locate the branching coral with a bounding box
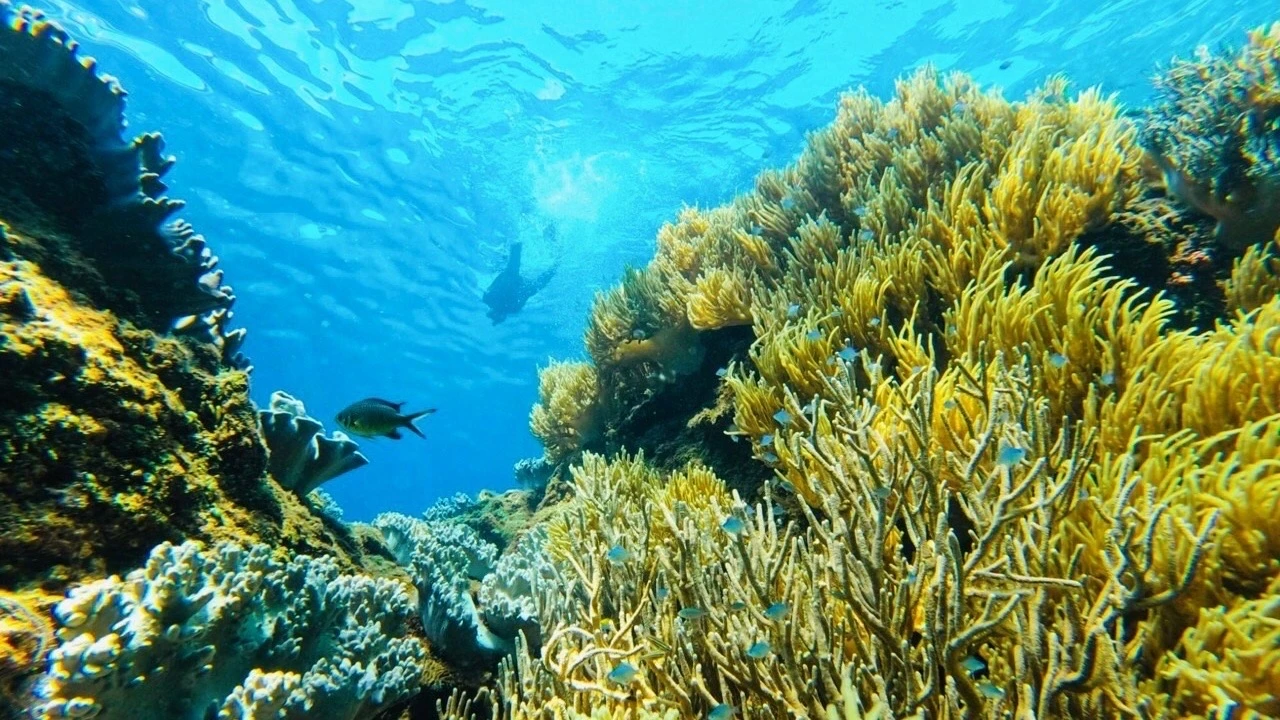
[451,358,1218,717]
[29,540,426,720]
[501,23,1280,720]
[259,390,368,497]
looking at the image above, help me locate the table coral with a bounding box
[28,540,426,720]
[259,390,368,497]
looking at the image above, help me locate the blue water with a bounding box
[30,0,1272,521]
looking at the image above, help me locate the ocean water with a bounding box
[23,0,1273,522]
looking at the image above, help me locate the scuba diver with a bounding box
[482,224,559,324]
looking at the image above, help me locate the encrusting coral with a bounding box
[477,21,1280,720]
[29,540,426,720]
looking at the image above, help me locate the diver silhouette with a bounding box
[482,225,559,324]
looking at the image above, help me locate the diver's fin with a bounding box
[403,408,437,439]
[508,242,523,271]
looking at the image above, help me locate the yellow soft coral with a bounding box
[529,361,604,461]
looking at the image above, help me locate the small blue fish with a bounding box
[853,205,868,218]
[943,399,958,410]
[746,641,771,659]
[721,516,746,535]
[787,303,801,319]
[837,345,857,362]
[764,602,789,621]
[806,328,822,341]
[607,544,631,564]
[729,601,748,612]
[977,681,1006,700]
[1100,371,1116,386]
[1049,352,1068,369]
[760,433,774,447]
[826,356,837,366]
[858,229,874,242]
[656,587,670,600]
[708,704,736,720]
[961,656,986,673]
[773,409,792,425]
[678,607,708,620]
[777,479,796,492]
[607,662,638,685]
[873,486,891,500]
[761,452,779,463]
[749,224,764,236]
[781,196,796,210]
[802,399,817,415]
[953,101,969,114]
[996,445,1027,467]
[716,367,728,378]
[869,316,881,326]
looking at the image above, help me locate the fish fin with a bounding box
[366,398,404,410]
[403,408,436,439]
[388,429,402,440]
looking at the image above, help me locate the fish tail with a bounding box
[403,408,437,439]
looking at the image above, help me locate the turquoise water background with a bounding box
[27,0,1273,521]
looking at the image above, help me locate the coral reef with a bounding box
[259,390,368,497]
[0,2,245,365]
[374,512,507,668]
[373,505,556,680]
[29,540,426,720]
[1143,22,1280,253]
[474,23,1280,720]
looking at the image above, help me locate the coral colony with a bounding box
[2,1,1279,718]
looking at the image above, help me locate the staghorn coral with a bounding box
[465,359,1216,719]
[259,390,368,497]
[1143,22,1280,253]
[495,25,1280,720]
[29,540,426,720]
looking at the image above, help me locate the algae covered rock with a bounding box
[0,3,366,590]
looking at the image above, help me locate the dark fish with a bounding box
[483,227,559,324]
[336,398,435,440]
